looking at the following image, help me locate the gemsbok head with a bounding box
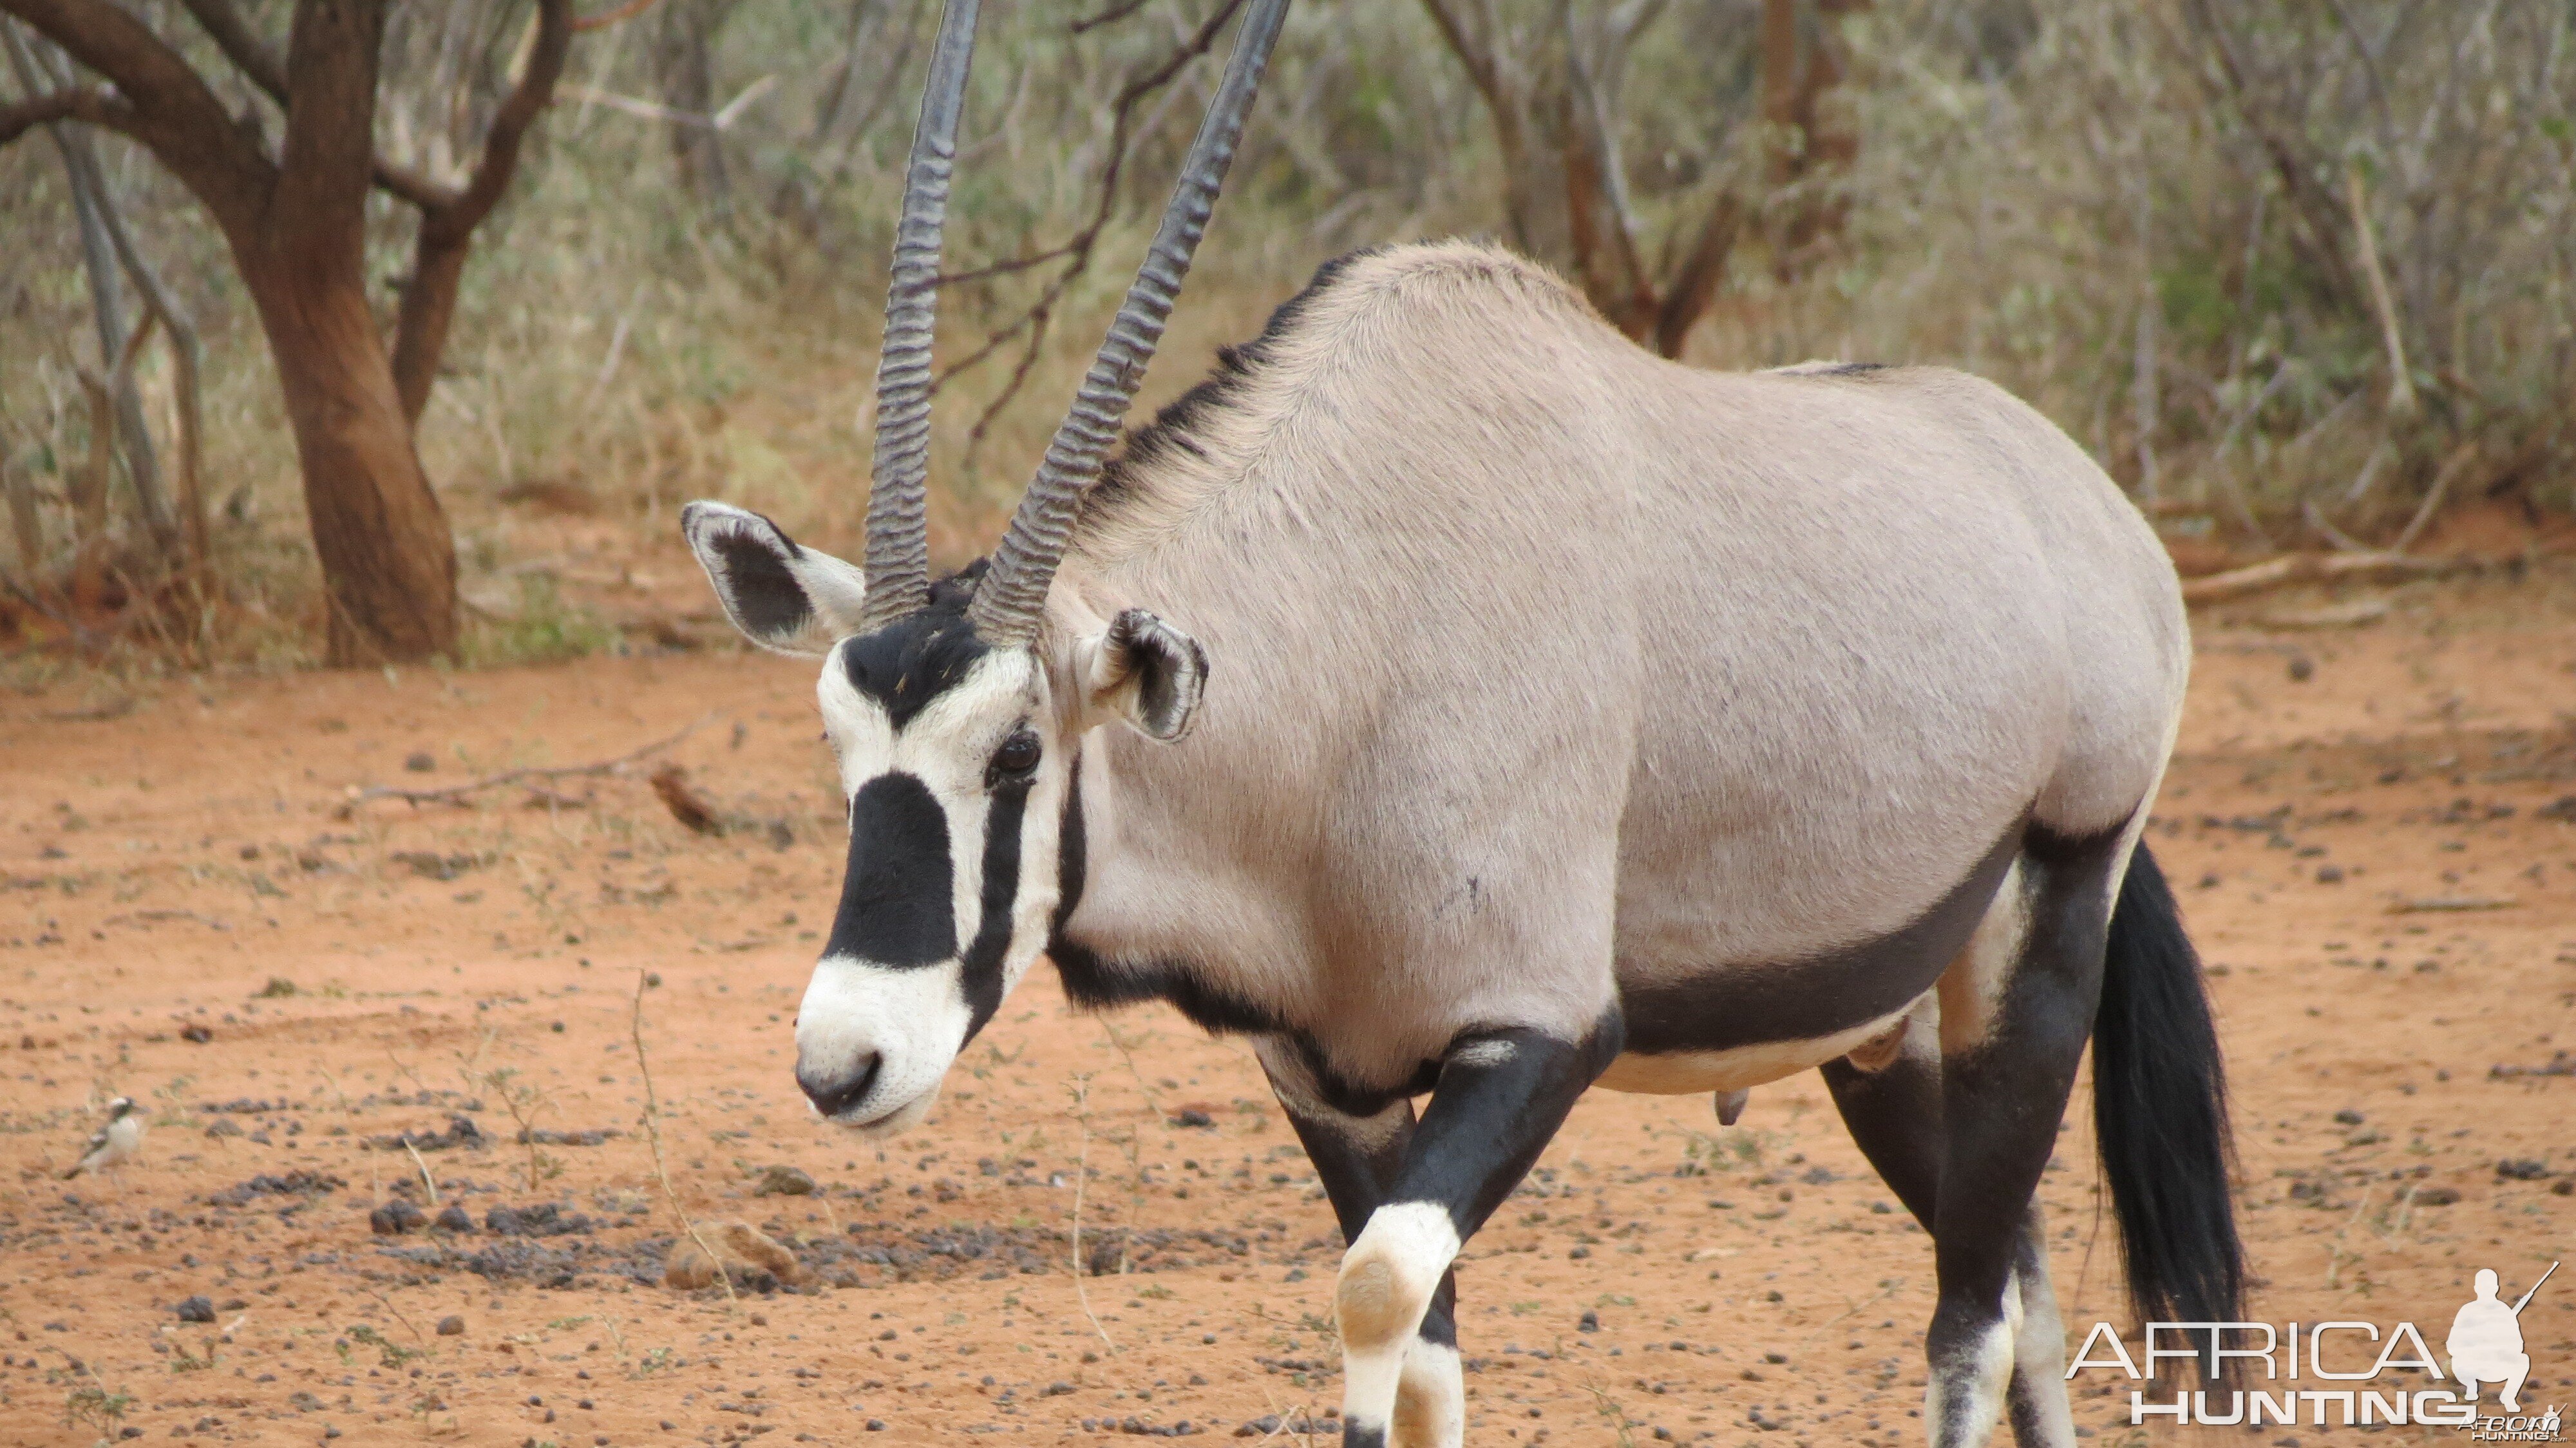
[680,0,1277,1137]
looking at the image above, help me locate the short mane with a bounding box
[1072,240,1596,565]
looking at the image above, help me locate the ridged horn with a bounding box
[965,0,1291,645]
[862,0,983,628]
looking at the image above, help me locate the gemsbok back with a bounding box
[677,2,2244,1443]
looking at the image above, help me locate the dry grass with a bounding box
[3,0,2570,680]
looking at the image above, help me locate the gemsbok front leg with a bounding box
[1330,1022,1621,1448]
[1256,1042,1462,1448]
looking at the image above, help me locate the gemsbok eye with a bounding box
[989,730,1041,781]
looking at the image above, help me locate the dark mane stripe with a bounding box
[1081,247,1386,531]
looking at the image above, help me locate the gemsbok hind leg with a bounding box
[1824,1017,2077,1448]
[1325,1024,1617,1448]
[1256,1042,1463,1448]
[1917,832,2125,1448]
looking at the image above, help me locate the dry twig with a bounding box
[1068,1074,1115,1349]
[337,715,712,816]
[632,971,737,1306]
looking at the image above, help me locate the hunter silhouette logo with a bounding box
[2452,1264,2552,1411]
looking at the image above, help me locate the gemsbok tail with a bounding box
[2092,841,2244,1376]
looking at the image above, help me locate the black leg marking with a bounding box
[1922,837,2121,1448]
[1401,1020,1625,1238]
[1826,1043,2076,1446]
[1262,1046,1462,1448]
[1822,1050,1942,1230]
[1332,1018,1622,1446]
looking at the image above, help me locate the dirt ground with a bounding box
[5,566,2575,1448]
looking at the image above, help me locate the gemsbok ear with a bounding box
[1083,608,1208,742]
[681,501,871,657]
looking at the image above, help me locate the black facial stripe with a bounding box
[711,524,812,639]
[826,773,956,966]
[1050,759,1086,937]
[957,774,1029,1047]
[839,569,992,729]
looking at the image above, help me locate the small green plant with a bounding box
[1583,1382,1640,1448]
[463,575,616,667]
[167,1337,218,1373]
[348,1324,423,1369]
[457,1036,560,1192]
[1676,1126,1780,1176]
[63,1381,134,1434]
[147,1074,197,1127]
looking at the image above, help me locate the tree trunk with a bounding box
[390,221,472,427]
[655,0,734,213]
[243,260,459,664]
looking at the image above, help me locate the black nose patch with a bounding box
[826,773,956,966]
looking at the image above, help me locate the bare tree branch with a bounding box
[173,0,464,211]
[175,0,283,99]
[3,0,274,234]
[574,0,661,32]
[446,0,574,236]
[391,0,576,424]
[1419,0,1504,113]
[933,0,1250,459]
[0,77,117,144]
[1072,0,1151,35]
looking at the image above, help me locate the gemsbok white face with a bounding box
[673,0,1268,1135]
[682,502,1208,1135]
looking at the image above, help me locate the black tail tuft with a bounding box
[2094,841,2244,1381]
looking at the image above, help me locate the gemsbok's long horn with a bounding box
[862,0,983,629]
[965,0,1291,645]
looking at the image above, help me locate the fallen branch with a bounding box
[336,716,712,816]
[2179,551,2462,605]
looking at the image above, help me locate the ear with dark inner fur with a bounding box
[681,500,871,656]
[1088,608,1208,741]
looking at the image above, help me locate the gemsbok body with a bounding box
[680,3,2244,1443]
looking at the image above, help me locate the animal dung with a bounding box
[649,764,723,835]
[750,1163,816,1197]
[663,1221,806,1291]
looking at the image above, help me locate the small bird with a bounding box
[62,1096,144,1179]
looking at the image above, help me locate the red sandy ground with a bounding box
[3,569,2574,1448]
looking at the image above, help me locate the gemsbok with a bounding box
[678,2,2244,1443]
